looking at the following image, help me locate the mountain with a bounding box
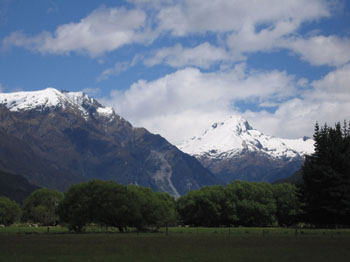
[0,88,217,197]
[273,170,304,185]
[0,169,40,203]
[177,116,314,183]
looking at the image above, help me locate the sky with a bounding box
[1,0,350,144]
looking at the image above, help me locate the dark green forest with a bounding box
[0,122,349,230]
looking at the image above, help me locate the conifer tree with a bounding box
[302,121,350,226]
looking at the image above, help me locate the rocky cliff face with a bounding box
[178,116,314,183]
[0,88,217,197]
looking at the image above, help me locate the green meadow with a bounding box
[1,227,350,262]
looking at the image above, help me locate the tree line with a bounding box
[1,121,349,230]
[0,180,299,231]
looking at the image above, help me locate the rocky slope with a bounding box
[178,116,314,183]
[0,88,217,197]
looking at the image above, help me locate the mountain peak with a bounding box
[178,115,314,160]
[0,88,115,120]
[210,115,252,134]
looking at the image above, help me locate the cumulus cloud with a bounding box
[283,35,350,67]
[3,0,344,69]
[156,0,330,36]
[150,0,348,68]
[102,65,298,143]
[243,64,350,139]
[2,6,152,57]
[226,20,300,57]
[102,62,350,143]
[144,43,233,69]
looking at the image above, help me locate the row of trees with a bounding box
[0,180,300,230]
[58,180,176,232]
[177,182,300,227]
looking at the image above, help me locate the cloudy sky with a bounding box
[1,0,350,144]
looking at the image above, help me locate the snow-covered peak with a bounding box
[0,88,115,120]
[0,88,72,112]
[208,115,252,135]
[178,115,314,160]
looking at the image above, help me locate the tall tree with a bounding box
[302,122,350,226]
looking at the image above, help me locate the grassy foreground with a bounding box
[1,227,350,262]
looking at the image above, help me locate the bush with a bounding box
[22,188,63,225]
[0,196,21,226]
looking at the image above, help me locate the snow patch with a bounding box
[97,107,115,118]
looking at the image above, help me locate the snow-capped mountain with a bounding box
[0,88,216,197]
[178,116,314,183]
[178,116,314,160]
[0,88,115,120]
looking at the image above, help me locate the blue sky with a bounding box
[1,0,350,143]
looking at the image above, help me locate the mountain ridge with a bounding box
[178,115,314,183]
[0,88,218,197]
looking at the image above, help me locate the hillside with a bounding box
[0,88,217,197]
[0,169,39,203]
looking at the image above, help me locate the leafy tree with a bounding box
[94,182,132,232]
[127,186,177,231]
[58,180,177,232]
[22,188,63,225]
[272,183,301,226]
[0,196,21,226]
[58,180,101,232]
[176,185,226,227]
[302,121,350,226]
[226,181,277,227]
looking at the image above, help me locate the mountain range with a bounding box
[0,88,216,197]
[178,116,314,183]
[0,88,314,197]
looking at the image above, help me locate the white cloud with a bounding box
[226,20,300,57]
[102,65,297,143]
[3,0,344,69]
[144,43,233,69]
[283,35,350,67]
[243,64,350,139]
[0,83,3,93]
[102,63,350,144]
[156,0,330,36]
[2,6,152,57]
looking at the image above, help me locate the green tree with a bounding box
[0,196,21,226]
[227,181,277,227]
[302,121,350,226]
[176,185,226,227]
[58,180,100,232]
[272,183,301,226]
[22,188,63,225]
[94,182,131,232]
[127,186,177,231]
[58,180,177,232]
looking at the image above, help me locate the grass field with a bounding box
[1,227,350,262]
